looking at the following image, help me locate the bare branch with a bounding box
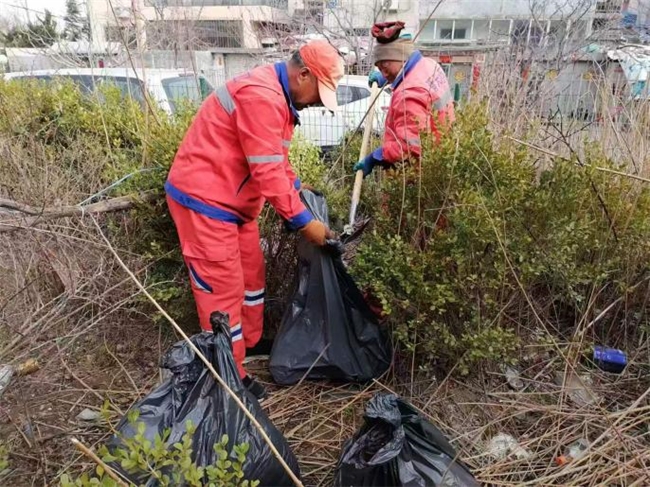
[0,192,159,233]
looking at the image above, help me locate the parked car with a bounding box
[297,75,391,150]
[4,69,390,150]
[3,67,214,114]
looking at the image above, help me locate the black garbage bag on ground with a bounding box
[269,190,392,385]
[108,311,300,486]
[334,393,479,487]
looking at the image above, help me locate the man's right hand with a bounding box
[299,220,332,246]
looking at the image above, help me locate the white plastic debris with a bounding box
[556,438,590,466]
[556,372,599,407]
[486,433,532,460]
[503,366,524,390]
[0,365,15,398]
[76,408,102,422]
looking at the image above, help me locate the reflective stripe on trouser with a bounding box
[239,220,265,350]
[167,197,265,379]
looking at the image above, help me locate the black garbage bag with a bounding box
[334,393,479,487]
[108,311,300,486]
[269,190,392,385]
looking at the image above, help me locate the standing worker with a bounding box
[355,22,455,177]
[165,40,345,401]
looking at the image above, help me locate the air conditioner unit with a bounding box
[383,0,399,11]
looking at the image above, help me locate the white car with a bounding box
[3,67,214,114]
[297,75,391,150]
[4,69,391,150]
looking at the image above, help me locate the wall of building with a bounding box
[626,0,650,25]
[419,17,592,45]
[538,61,601,118]
[419,0,597,20]
[87,0,125,45]
[321,0,419,36]
[223,51,266,77]
[88,0,290,49]
[4,48,62,72]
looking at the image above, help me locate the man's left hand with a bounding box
[354,155,376,178]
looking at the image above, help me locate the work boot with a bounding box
[246,337,274,356]
[243,375,268,403]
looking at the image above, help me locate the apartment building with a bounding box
[86,0,302,48]
[316,0,419,37]
[416,0,602,49]
[624,0,650,26]
[86,0,624,57]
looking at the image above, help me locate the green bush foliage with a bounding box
[0,78,199,328]
[0,441,9,473]
[3,79,649,375]
[351,103,650,373]
[0,78,338,333]
[60,411,258,487]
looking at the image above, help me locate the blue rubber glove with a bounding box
[353,148,384,178]
[368,70,387,88]
[353,157,374,177]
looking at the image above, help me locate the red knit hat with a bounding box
[371,21,406,43]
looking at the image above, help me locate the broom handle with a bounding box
[349,82,381,227]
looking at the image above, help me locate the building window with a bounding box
[146,20,243,48]
[345,28,369,36]
[162,0,288,5]
[196,21,243,47]
[440,28,466,40]
[510,20,544,46]
[106,25,137,46]
[593,18,608,30]
[596,0,622,13]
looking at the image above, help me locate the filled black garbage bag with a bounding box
[334,393,479,487]
[269,189,392,385]
[108,311,301,487]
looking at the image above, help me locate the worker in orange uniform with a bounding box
[355,22,455,177]
[165,40,345,402]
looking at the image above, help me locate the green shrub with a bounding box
[0,78,197,328]
[60,412,258,487]
[5,78,649,375]
[351,102,650,373]
[0,441,9,473]
[1,78,348,332]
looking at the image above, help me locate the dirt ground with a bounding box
[0,227,648,486]
[1,307,649,486]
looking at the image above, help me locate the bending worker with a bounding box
[165,40,344,401]
[355,22,455,177]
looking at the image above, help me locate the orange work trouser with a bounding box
[166,196,265,379]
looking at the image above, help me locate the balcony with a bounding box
[418,19,515,47]
[596,0,622,14]
[161,0,287,7]
[418,18,591,49]
[418,0,598,22]
[146,19,244,48]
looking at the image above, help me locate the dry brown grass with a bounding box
[478,50,650,177]
[249,343,650,486]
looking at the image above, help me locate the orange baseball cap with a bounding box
[299,40,345,112]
